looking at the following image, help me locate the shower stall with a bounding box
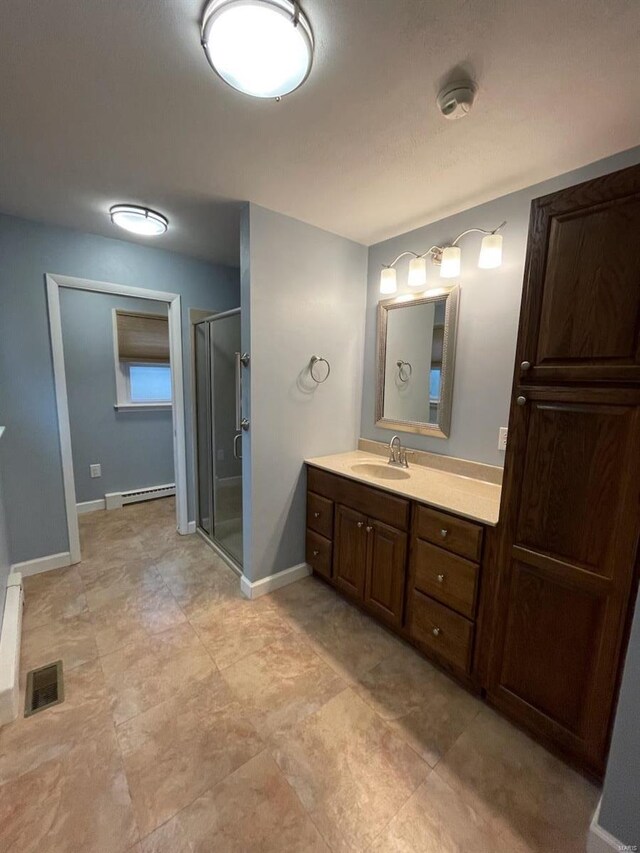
[194,309,245,567]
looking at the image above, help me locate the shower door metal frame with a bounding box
[193,307,243,567]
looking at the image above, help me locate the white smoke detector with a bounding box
[437,81,477,120]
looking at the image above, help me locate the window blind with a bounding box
[116,311,170,362]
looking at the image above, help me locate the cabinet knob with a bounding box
[313,511,321,518]
[357,521,364,528]
[440,529,448,538]
[516,395,527,406]
[366,525,373,533]
[521,360,531,371]
[437,573,445,583]
[312,550,319,557]
[432,626,441,637]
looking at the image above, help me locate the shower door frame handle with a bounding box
[233,432,242,460]
[234,351,250,431]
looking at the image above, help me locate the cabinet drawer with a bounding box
[414,504,483,562]
[306,530,332,580]
[307,492,334,539]
[409,590,474,673]
[307,465,410,531]
[412,539,479,619]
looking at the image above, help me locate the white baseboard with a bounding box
[187,520,196,534]
[76,498,105,514]
[11,551,72,577]
[0,573,23,726]
[240,562,311,600]
[587,800,626,853]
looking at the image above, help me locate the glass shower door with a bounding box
[210,312,243,564]
[194,310,243,567]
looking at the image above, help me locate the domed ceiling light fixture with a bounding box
[110,205,168,236]
[200,0,314,99]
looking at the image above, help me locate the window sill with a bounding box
[114,403,172,412]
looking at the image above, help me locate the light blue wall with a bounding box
[241,204,368,583]
[363,145,640,467]
[599,587,640,847]
[0,430,11,635]
[0,213,239,564]
[59,291,174,503]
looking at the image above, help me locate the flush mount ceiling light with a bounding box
[379,222,506,294]
[109,205,168,236]
[201,0,314,99]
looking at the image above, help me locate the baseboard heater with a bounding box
[105,483,175,510]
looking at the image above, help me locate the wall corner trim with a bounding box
[240,562,311,599]
[587,800,626,853]
[0,572,23,726]
[10,552,72,578]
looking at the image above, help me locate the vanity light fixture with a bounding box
[109,205,168,236]
[201,0,314,99]
[379,221,506,293]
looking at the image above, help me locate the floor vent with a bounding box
[24,661,64,717]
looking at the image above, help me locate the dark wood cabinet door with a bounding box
[487,387,640,775]
[364,520,407,628]
[333,504,367,600]
[516,163,640,384]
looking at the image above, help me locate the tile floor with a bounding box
[0,498,599,852]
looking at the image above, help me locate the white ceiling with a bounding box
[0,0,639,266]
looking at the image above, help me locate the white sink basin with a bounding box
[351,462,411,481]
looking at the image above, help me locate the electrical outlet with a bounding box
[498,427,508,451]
[90,463,102,478]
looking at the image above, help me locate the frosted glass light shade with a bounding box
[380,267,397,294]
[408,257,427,288]
[201,0,314,99]
[440,246,461,278]
[478,233,503,268]
[110,205,168,236]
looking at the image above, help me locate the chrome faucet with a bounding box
[388,435,410,468]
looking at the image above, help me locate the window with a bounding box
[429,368,441,403]
[113,310,172,409]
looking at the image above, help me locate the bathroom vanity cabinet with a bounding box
[305,464,485,679]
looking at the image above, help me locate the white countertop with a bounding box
[306,450,502,526]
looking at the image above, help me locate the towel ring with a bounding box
[397,360,412,382]
[310,355,331,384]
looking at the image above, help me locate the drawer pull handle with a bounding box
[521,360,531,371]
[312,550,319,557]
[357,521,364,528]
[313,511,321,518]
[432,626,442,637]
[437,573,445,583]
[440,529,448,538]
[516,395,527,406]
[366,525,373,533]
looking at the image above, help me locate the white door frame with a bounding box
[46,273,189,564]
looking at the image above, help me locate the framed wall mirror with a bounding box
[375,286,459,438]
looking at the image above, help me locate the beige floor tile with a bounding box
[355,648,482,766]
[91,584,186,656]
[0,727,139,853]
[22,566,88,631]
[140,751,329,853]
[297,594,404,683]
[271,687,429,852]
[435,707,599,852]
[190,596,291,670]
[158,557,242,621]
[267,574,341,631]
[0,659,114,785]
[221,636,346,739]
[117,671,264,836]
[78,538,150,583]
[21,609,98,674]
[100,623,216,725]
[83,559,164,610]
[370,769,520,853]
